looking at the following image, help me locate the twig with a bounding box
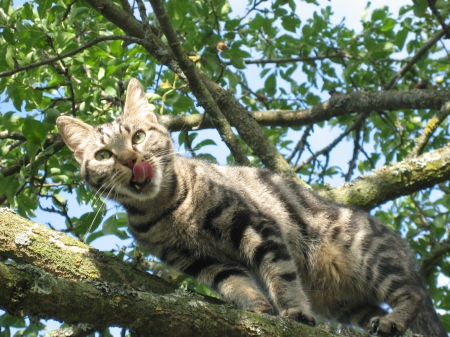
[420,238,450,279]
[384,30,445,90]
[426,0,450,39]
[0,131,26,141]
[407,102,450,159]
[147,0,250,166]
[239,81,269,110]
[345,129,361,182]
[0,36,142,78]
[287,124,313,164]
[239,0,266,23]
[183,130,197,158]
[224,53,356,66]
[295,112,370,171]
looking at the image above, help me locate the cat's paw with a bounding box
[250,301,274,315]
[280,307,316,327]
[367,316,405,336]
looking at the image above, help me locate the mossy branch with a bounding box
[0,208,343,337]
[319,144,450,209]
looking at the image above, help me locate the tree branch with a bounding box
[319,145,450,209]
[223,53,356,66]
[147,0,249,166]
[383,30,445,90]
[0,208,339,337]
[0,36,142,78]
[407,101,450,159]
[426,0,450,39]
[158,89,450,130]
[295,111,370,171]
[420,239,450,280]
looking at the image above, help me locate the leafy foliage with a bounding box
[0,0,449,335]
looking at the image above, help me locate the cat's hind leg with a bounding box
[366,282,422,336]
[329,302,388,330]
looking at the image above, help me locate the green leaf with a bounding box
[55,32,76,49]
[22,2,34,20]
[281,15,300,33]
[5,47,14,69]
[74,211,104,235]
[381,18,396,32]
[2,28,15,45]
[249,13,265,30]
[102,214,118,235]
[36,0,52,19]
[264,73,277,97]
[0,176,20,208]
[2,111,22,132]
[22,117,53,147]
[230,57,245,69]
[394,28,408,49]
[0,313,26,327]
[1,0,12,13]
[104,86,116,96]
[193,139,217,151]
[68,7,89,25]
[413,0,427,17]
[167,0,184,29]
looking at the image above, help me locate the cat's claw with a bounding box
[367,316,404,336]
[280,308,316,327]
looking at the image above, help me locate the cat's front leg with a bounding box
[170,255,273,314]
[247,239,316,327]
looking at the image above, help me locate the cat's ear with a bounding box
[56,116,93,164]
[123,78,158,123]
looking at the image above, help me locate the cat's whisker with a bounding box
[83,180,120,240]
[83,173,122,240]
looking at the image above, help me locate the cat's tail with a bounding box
[410,293,447,337]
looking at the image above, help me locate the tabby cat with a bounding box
[57,78,447,337]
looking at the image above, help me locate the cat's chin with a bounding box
[130,179,151,193]
[123,179,161,201]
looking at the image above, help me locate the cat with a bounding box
[56,78,447,337]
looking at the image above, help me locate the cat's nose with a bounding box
[120,154,137,169]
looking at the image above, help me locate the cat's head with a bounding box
[56,78,174,202]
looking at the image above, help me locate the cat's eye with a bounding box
[132,130,146,144]
[95,150,112,161]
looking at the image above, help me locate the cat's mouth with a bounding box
[130,161,154,193]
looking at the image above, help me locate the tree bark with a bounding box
[0,208,342,337]
[318,144,450,209]
[158,89,450,131]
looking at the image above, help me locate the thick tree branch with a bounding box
[147,0,249,166]
[0,208,339,337]
[158,89,450,130]
[319,145,450,209]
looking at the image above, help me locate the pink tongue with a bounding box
[132,162,153,183]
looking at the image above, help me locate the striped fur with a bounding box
[57,79,447,336]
